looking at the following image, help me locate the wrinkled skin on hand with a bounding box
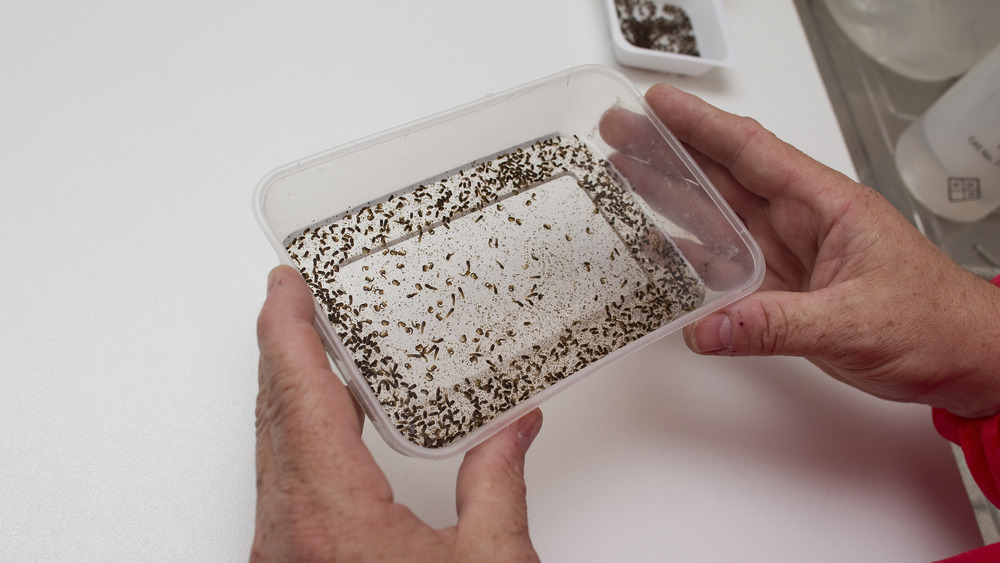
[253,265,543,562]
[603,84,1000,419]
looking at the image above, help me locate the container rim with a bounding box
[251,64,764,458]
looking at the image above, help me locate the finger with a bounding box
[601,104,762,215]
[256,265,390,500]
[682,288,854,359]
[600,107,683,172]
[601,109,764,291]
[606,150,718,233]
[454,409,542,553]
[645,83,879,280]
[601,106,740,222]
[644,83,836,205]
[605,151,757,287]
[673,238,755,291]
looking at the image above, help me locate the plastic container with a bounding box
[823,0,1000,82]
[253,65,763,458]
[605,0,735,76]
[895,43,1000,223]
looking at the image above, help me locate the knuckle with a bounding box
[733,301,786,356]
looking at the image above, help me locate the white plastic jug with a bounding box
[894,43,1000,223]
[824,0,1000,81]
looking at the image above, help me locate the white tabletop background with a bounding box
[1,1,983,561]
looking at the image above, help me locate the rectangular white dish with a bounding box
[606,0,736,75]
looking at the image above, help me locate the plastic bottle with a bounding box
[824,0,1000,82]
[894,44,1000,223]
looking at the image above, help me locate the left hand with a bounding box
[252,265,543,562]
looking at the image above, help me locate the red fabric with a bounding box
[932,274,1000,562]
[935,541,1000,562]
[933,409,1000,508]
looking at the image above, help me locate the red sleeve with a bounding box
[935,541,1000,562]
[931,274,1000,562]
[933,408,1000,508]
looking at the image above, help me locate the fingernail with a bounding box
[694,313,731,353]
[516,409,543,450]
[266,267,282,295]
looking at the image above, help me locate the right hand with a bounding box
[612,84,1000,419]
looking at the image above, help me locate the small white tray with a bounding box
[606,0,735,76]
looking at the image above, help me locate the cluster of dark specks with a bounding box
[286,136,704,449]
[615,0,700,56]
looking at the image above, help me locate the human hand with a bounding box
[611,84,1000,419]
[253,265,543,562]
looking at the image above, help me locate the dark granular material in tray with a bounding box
[286,136,704,449]
[615,0,700,56]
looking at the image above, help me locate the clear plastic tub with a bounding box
[253,65,764,458]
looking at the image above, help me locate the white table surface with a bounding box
[0,1,984,561]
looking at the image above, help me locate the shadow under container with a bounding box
[253,65,764,459]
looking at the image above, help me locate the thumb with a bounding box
[684,290,842,358]
[453,409,543,554]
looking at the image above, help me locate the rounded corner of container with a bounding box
[375,423,480,460]
[552,63,636,93]
[251,162,294,233]
[715,229,767,310]
[717,54,737,70]
[743,235,767,294]
[250,175,272,231]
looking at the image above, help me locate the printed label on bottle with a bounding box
[947,177,982,202]
[922,45,1000,187]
